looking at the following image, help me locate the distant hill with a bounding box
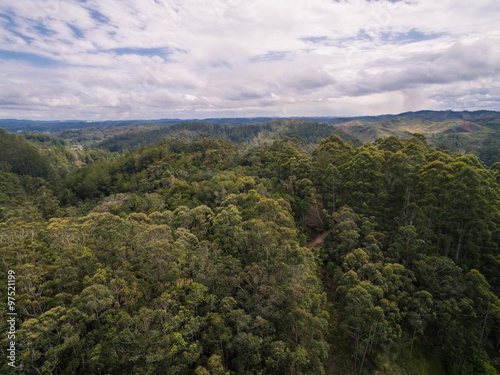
[95,120,359,153]
[3,110,500,166]
[0,118,181,133]
[334,118,496,143]
[2,110,500,132]
[392,109,500,124]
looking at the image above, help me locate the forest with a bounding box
[0,116,499,374]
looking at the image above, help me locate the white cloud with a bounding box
[0,0,499,119]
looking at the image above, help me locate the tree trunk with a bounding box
[404,185,411,226]
[332,179,336,214]
[479,312,489,346]
[445,236,451,258]
[410,325,417,360]
[360,322,377,374]
[455,235,463,263]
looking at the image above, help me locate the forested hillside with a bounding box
[68,115,500,167]
[3,111,499,166]
[0,125,499,374]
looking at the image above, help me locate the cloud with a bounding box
[0,0,499,119]
[342,37,500,96]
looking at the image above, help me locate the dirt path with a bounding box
[306,230,332,250]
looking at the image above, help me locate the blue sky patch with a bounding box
[34,22,56,37]
[0,50,65,67]
[381,29,442,44]
[68,23,84,38]
[109,47,170,58]
[301,36,330,44]
[250,51,290,63]
[0,12,15,27]
[210,60,232,69]
[1,13,34,44]
[89,9,109,23]
[357,30,373,41]
[12,31,33,45]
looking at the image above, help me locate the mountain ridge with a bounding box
[2,109,500,132]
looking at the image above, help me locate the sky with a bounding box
[0,0,500,120]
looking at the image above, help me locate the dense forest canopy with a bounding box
[0,116,499,374]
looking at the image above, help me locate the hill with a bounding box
[0,128,499,374]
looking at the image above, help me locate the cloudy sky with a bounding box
[1,0,500,120]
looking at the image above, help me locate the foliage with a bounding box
[0,124,499,374]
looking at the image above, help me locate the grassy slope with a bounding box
[336,119,495,144]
